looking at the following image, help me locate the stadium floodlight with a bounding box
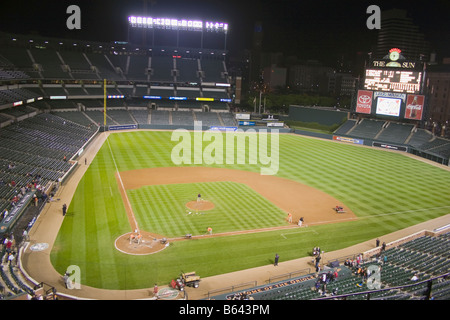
[107,95,125,99]
[128,16,227,33]
[205,21,228,32]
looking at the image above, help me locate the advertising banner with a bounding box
[373,142,408,152]
[333,135,364,145]
[109,124,138,131]
[404,95,425,120]
[236,113,251,120]
[238,121,255,126]
[210,126,238,131]
[356,90,373,114]
[374,91,406,101]
[267,122,284,127]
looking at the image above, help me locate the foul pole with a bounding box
[104,78,107,126]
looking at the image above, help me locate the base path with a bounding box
[118,166,358,228]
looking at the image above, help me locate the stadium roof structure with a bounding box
[0,31,228,59]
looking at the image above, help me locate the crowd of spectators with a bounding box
[1,233,16,266]
[314,269,339,296]
[1,169,54,225]
[227,292,254,300]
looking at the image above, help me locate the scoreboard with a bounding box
[355,48,426,120]
[364,69,422,94]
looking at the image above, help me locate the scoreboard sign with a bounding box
[364,69,422,94]
[128,16,228,33]
[356,48,425,120]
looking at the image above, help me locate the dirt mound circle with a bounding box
[186,200,215,211]
[115,231,168,255]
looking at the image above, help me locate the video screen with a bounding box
[376,97,402,117]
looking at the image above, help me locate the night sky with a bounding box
[0,0,449,65]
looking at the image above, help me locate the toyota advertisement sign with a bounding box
[356,90,373,114]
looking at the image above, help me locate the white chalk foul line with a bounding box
[106,134,140,232]
[280,228,318,239]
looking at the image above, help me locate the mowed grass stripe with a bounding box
[85,158,124,287]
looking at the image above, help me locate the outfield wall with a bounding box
[334,133,449,166]
[104,123,292,133]
[289,106,348,126]
[292,129,333,140]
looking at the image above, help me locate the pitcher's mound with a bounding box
[186,200,215,211]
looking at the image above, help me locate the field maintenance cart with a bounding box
[181,271,201,288]
[333,206,346,213]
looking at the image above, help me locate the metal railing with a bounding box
[267,268,311,284]
[207,281,258,299]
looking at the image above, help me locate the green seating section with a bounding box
[377,123,414,144]
[0,113,97,212]
[215,232,450,301]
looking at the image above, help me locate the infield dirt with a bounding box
[114,167,358,255]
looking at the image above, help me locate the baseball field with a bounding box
[49,130,450,290]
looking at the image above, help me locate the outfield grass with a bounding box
[50,131,450,290]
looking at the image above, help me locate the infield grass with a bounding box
[50,131,450,290]
[128,181,288,237]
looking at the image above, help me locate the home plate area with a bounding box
[114,230,169,255]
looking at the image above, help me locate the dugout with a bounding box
[0,192,34,236]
